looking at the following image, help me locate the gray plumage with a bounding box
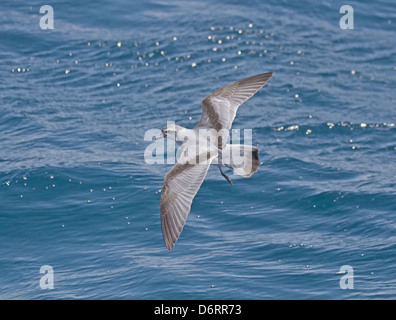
[159,72,273,250]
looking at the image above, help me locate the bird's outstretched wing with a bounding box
[160,152,216,250]
[196,72,273,148]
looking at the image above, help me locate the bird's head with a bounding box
[156,124,183,141]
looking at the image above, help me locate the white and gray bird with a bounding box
[156,72,273,250]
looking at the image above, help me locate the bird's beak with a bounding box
[155,132,164,140]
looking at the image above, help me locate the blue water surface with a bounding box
[0,0,395,299]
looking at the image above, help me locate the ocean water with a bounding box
[0,0,395,300]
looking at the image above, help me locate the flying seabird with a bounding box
[156,72,273,250]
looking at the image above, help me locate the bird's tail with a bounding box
[219,144,260,177]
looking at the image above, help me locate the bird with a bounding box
[156,72,273,250]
